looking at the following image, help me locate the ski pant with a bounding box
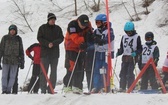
[163,72,168,86]
[119,61,135,90]
[28,64,40,93]
[40,57,58,93]
[85,49,94,90]
[8,67,19,94]
[140,64,158,90]
[64,50,85,89]
[93,52,107,92]
[1,64,18,93]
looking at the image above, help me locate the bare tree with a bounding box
[83,0,93,15]
[49,0,63,11]
[92,0,101,12]
[121,1,134,21]
[132,0,141,21]
[142,0,151,14]
[74,0,77,16]
[11,0,33,32]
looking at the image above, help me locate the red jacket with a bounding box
[26,43,41,64]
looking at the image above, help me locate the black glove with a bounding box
[19,62,24,69]
[79,43,87,50]
[28,55,34,60]
[94,37,105,45]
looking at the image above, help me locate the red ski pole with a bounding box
[40,62,55,94]
[105,0,113,91]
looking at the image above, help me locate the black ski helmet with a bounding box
[145,32,154,40]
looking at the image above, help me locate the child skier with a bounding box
[26,43,41,93]
[116,21,142,92]
[91,14,115,93]
[139,32,159,90]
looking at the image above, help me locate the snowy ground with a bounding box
[0,0,168,105]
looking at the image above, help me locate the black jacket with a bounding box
[37,23,64,58]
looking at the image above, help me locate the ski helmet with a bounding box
[145,32,154,40]
[95,14,107,22]
[124,21,134,31]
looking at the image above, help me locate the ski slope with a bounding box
[0,0,168,105]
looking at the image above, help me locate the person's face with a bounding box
[95,21,103,27]
[78,20,86,29]
[125,31,133,36]
[9,29,16,35]
[48,18,56,25]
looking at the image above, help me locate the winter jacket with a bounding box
[37,23,64,58]
[64,20,92,52]
[117,31,142,56]
[26,43,41,64]
[0,34,24,65]
[117,31,142,62]
[138,40,159,70]
[94,24,115,53]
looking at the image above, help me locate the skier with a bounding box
[139,32,159,90]
[0,24,24,94]
[116,21,142,92]
[91,14,115,93]
[162,51,168,90]
[26,43,41,94]
[64,14,93,94]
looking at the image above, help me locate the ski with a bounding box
[83,92,91,95]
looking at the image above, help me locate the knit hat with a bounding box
[47,13,56,21]
[78,14,89,26]
[9,24,17,34]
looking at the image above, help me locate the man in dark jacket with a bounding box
[0,24,24,94]
[37,13,64,94]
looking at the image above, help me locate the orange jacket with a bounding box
[64,20,92,52]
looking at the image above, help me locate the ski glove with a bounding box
[19,62,24,69]
[28,55,34,60]
[94,37,105,46]
[116,52,119,57]
[131,52,136,57]
[79,42,87,50]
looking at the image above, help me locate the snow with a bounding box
[0,0,168,105]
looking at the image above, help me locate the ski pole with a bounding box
[21,61,33,93]
[63,50,81,96]
[110,57,119,92]
[131,48,140,89]
[89,48,96,93]
[24,61,33,84]
[40,62,55,94]
[28,76,39,94]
